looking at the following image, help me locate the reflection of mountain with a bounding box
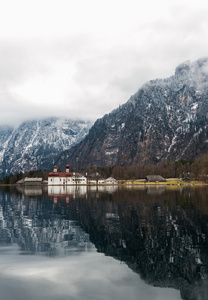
[67,187,208,300]
[0,188,94,255]
[1,186,208,299]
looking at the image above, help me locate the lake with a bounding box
[0,185,208,300]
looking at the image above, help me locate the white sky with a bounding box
[0,0,208,126]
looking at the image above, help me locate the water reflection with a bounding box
[16,185,44,196]
[0,185,208,299]
[0,186,93,256]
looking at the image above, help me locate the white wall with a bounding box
[48,175,87,185]
[48,176,73,185]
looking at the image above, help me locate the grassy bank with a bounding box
[117,178,206,185]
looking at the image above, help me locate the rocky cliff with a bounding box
[58,58,208,169]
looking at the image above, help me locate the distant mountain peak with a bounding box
[175,57,208,81]
[0,117,92,178]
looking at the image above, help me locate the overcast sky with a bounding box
[1,0,208,127]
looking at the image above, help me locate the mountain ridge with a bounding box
[0,117,92,178]
[57,58,208,169]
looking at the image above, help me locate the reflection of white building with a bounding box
[16,186,43,196]
[48,185,88,198]
[48,165,87,185]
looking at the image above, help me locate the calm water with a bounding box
[0,185,208,300]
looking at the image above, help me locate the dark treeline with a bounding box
[0,154,208,184]
[0,170,49,185]
[90,154,208,181]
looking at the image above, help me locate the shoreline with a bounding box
[0,181,208,187]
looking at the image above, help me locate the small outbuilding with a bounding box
[146,175,166,182]
[16,177,43,186]
[72,172,87,184]
[183,172,195,182]
[104,177,118,184]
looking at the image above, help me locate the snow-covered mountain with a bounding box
[57,58,208,169]
[0,118,92,178]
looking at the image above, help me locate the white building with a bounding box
[104,177,117,184]
[72,172,87,184]
[16,177,43,186]
[48,165,87,185]
[48,165,73,185]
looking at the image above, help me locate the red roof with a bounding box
[48,172,72,177]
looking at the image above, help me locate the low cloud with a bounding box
[1,0,208,126]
